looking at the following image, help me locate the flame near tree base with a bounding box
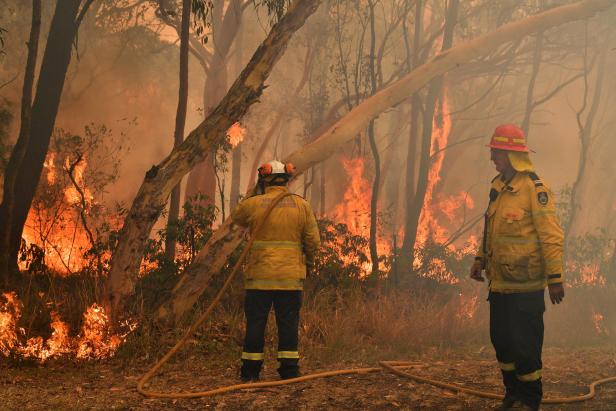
[0,292,135,361]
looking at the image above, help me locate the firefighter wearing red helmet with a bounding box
[470,124,565,411]
[231,160,320,382]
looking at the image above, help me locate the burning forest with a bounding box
[1,0,616,409]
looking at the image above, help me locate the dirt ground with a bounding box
[2,347,616,410]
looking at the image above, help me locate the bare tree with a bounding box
[366,0,381,278]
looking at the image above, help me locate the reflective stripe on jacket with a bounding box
[231,186,321,290]
[477,172,564,293]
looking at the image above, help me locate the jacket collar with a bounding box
[492,172,526,193]
[265,186,289,194]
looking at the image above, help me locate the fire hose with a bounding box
[137,191,616,404]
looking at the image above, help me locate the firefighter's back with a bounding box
[232,186,318,290]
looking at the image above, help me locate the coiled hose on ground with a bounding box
[137,191,616,404]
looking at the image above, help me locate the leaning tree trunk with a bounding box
[0,0,87,278]
[165,0,191,261]
[107,0,322,318]
[156,0,615,324]
[0,0,41,283]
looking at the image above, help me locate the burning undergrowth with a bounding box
[1,125,133,362]
[20,125,128,275]
[0,285,136,362]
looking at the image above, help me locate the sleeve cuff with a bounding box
[547,273,562,284]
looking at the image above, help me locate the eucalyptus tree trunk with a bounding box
[230,18,244,209]
[165,0,191,261]
[398,0,424,279]
[367,0,380,279]
[156,0,615,324]
[521,31,544,137]
[107,0,322,318]
[566,47,608,241]
[0,0,41,283]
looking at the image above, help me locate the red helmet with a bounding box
[487,124,532,152]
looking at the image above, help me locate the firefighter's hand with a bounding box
[548,282,565,304]
[470,260,484,282]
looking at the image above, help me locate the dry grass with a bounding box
[300,286,489,363]
[113,281,616,369]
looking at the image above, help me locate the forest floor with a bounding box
[2,346,616,410]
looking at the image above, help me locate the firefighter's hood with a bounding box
[508,151,534,172]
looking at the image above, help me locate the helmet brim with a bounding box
[487,143,535,153]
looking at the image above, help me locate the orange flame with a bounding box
[333,158,372,236]
[329,87,476,281]
[20,153,101,274]
[411,86,472,284]
[0,292,134,361]
[331,157,391,274]
[76,304,126,359]
[63,155,93,206]
[227,122,246,148]
[43,153,57,185]
[0,292,22,356]
[416,88,454,247]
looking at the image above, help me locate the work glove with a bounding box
[548,282,565,304]
[470,258,484,282]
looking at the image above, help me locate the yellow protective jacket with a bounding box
[231,186,321,290]
[477,171,564,293]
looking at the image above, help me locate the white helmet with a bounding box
[257,160,296,177]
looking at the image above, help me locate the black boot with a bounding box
[516,379,541,411]
[496,397,518,411]
[278,358,300,379]
[240,359,262,382]
[496,370,518,410]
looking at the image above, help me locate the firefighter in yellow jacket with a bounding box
[231,160,321,381]
[470,124,565,411]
